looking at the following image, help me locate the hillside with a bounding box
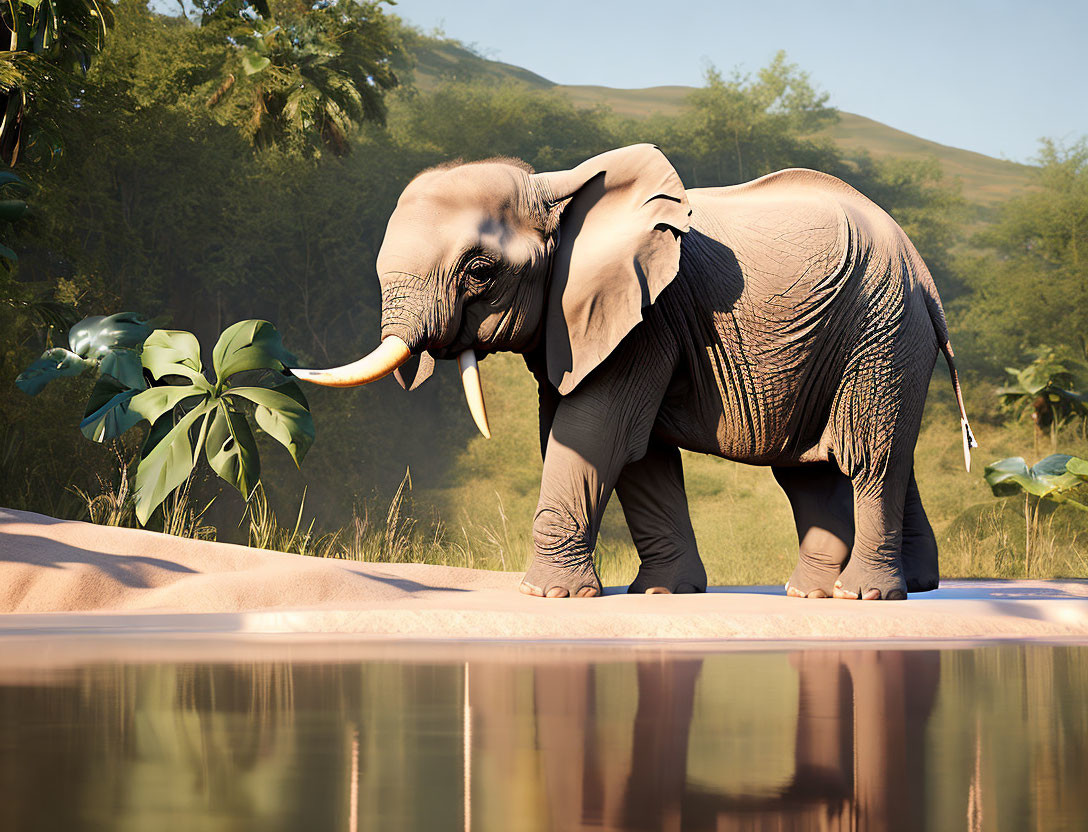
[409,38,1035,208]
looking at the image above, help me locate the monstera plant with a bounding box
[17,313,314,525]
[983,453,1088,573]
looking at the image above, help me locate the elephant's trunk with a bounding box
[292,336,412,387]
[293,337,492,440]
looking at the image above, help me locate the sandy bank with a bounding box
[1,508,1085,641]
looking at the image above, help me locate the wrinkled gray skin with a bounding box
[369,144,971,601]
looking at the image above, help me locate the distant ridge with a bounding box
[409,38,1034,208]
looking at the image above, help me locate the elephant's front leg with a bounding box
[520,354,673,599]
[617,438,707,594]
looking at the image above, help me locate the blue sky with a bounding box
[392,0,1086,164]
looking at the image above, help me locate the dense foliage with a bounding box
[952,139,1088,376]
[0,0,1081,548]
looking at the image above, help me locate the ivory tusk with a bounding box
[457,350,491,439]
[292,336,411,387]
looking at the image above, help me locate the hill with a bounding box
[409,38,1034,208]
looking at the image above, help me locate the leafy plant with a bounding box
[17,314,314,526]
[997,350,1088,449]
[0,0,115,163]
[201,0,400,155]
[983,453,1088,573]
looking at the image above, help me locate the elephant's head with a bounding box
[293,144,691,437]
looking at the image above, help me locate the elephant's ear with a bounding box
[534,144,691,395]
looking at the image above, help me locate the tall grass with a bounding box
[237,471,531,570]
[69,448,135,528]
[70,449,216,540]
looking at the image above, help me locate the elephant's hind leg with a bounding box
[775,463,854,599]
[901,468,939,592]
[617,439,707,594]
[830,338,933,601]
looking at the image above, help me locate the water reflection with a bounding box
[0,642,1084,831]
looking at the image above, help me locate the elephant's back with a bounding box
[685,176,851,299]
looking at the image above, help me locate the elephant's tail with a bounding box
[940,340,978,472]
[914,250,977,471]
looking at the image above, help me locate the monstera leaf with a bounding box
[983,454,1088,509]
[15,346,95,395]
[211,319,299,385]
[16,312,153,396]
[129,320,313,524]
[80,375,145,442]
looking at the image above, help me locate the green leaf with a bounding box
[141,329,207,385]
[212,320,298,384]
[205,401,260,497]
[984,454,1086,501]
[0,171,25,188]
[0,243,18,262]
[1031,454,1082,492]
[242,51,271,76]
[69,312,154,357]
[0,199,28,221]
[142,412,175,461]
[984,457,1032,498]
[134,401,211,525]
[15,347,93,395]
[98,346,146,390]
[80,376,144,442]
[1065,456,1088,482]
[128,383,208,427]
[228,381,314,466]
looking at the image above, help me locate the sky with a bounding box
[392,0,1086,165]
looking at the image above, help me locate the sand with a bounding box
[1,507,1086,641]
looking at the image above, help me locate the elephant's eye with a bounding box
[463,256,494,284]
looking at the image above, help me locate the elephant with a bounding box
[294,143,976,601]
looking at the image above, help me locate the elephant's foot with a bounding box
[519,554,602,598]
[627,551,707,595]
[785,550,846,599]
[831,559,907,600]
[903,557,939,593]
[902,527,940,593]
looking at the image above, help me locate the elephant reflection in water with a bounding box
[467,650,939,831]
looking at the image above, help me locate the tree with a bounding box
[0,0,115,164]
[659,52,839,187]
[952,138,1088,375]
[201,0,402,155]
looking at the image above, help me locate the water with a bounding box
[0,639,1085,831]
